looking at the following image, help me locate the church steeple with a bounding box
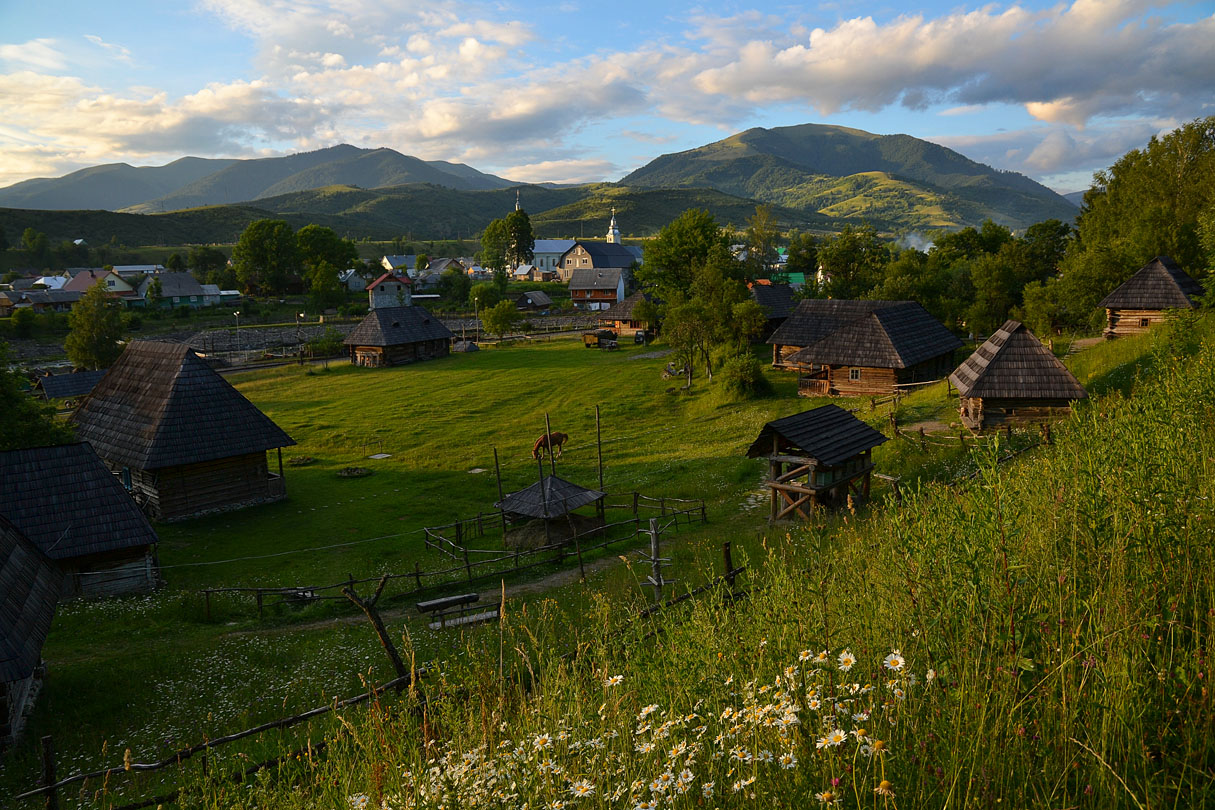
[515,189,521,211]
[606,207,620,244]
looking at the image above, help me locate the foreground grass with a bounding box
[167,314,1215,808]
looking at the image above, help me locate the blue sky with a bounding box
[1,0,1212,193]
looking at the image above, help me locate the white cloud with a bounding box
[0,38,67,71]
[503,158,617,184]
[84,34,134,64]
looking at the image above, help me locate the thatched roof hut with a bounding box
[70,341,295,521]
[0,443,160,596]
[746,405,888,519]
[949,320,1087,430]
[773,300,961,396]
[1099,256,1204,338]
[343,306,454,367]
[0,516,63,745]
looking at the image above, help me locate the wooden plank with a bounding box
[429,609,499,630]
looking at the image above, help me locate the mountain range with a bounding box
[0,125,1079,241]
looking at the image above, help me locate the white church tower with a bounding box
[606,208,621,244]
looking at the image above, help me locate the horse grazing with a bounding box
[532,432,569,460]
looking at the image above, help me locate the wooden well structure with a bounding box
[746,405,888,521]
[495,473,606,547]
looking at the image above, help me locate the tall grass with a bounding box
[172,315,1215,808]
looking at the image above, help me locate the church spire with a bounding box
[606,207,620,244]
[515,189,521,211]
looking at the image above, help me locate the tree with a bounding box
[438,267,471,305]
[232,219,299,295]
[743,205,781,280]
[483,299,522,338]
[785,231,818,278]
[469,282,500,311]
[637,209,729,298]
[0,227,8,252]
[307,260,344,311]
[188,246,228,283]
[0,341,75,451]
[504,209,535,268]
[12,307,36,338]
[64,283,126,370]
[297,225,358,275]
[22,227,51,270]
[146,276,163,306]
[479,219,509,272]
[663,300,715,386]
[414,254,430,276]
[817,224,889,299]
[165,253,185,271]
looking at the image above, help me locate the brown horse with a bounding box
[532,432,568,460]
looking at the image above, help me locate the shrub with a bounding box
[717,350,772,400]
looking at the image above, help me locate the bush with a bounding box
[11,307,35,338]
[307,327,345,357]
[172,306,191,319]
[717,350,772,400]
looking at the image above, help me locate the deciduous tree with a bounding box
[483,299,522,338]
[504,209,535,268]
[64,283,126,370]
[0,341,75,451]
[232,219,299,295]
[479,219,509,272]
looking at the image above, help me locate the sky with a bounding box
[0,0,1212,194]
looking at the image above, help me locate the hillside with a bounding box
[623,123,1077,230]
[0,157,235,211]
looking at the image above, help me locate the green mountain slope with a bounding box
[622,123,1076,230]
[0,157,236,211]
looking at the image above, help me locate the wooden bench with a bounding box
[416,593,499,630]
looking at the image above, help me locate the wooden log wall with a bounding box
[959,396,1074,430]
[1105,308,1170,339]
[154,452,273,520]
[2,673,34,746]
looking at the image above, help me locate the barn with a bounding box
[1099,256,1204,339]
[772,300,961,396]
[949,320,1087,431]
[746,405,888,520]
[0,517,63,746]
[0,443,160,596]
[70,341,296,521]
[343,306,455,367]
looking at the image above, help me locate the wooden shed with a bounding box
[0,443,160,596]
[1099,256,1203,339]
[597,290,656,334]
[746,405,888,520]
[949,320,1087,431]
[515,290,553,311]
[774,300,961,396]
[343,306,454,367]
[70,341,296,521]
[0,516,63,746]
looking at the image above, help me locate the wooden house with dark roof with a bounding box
[746,405,888,520]
[949,320,1087,431]
[343,306,454,367]
[0,443,159,596]
[1099,256,1204,339]
[558,241,639,282]
[515,290,553,311]
[569,268,626,311]
[0,516,63,745]
[771,300,961,396]
[598,290,656,335]
[70,341,296,521]
[35,368,108,403]
[750,282,797,336]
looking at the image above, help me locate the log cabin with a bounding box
[70,341,296,522]
[343,305,454,367]
[597,290,656,335]
[1099,256,1204,339]
[0,517,62,746]
[750,282,797,338]
[772,300,961,396]
[746,405,888,521]
[0,443,160,596]
[949,320,1087,430]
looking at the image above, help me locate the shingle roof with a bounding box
[1098,256,1203,310]
[751,284,797,321]
[343,306,454,348]
[495,475,605,520]
[949,320,1088,401]
[37,369,108,400]
[600,290,654,321]
[70,341,295,470]
[366,272,412,290]
[382,255,416,270]
[139,271,205,299]
[19,290,82,306]
[767,299,890,347]
[563,241,637,268]
[745,405,888,465]
[0,516,62,684]
[517,290,553,306]
[569,268,623,290]
[784,302,961,369]
[0,443,159,562]
[534,239,576,254]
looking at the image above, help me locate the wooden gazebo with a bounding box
[70,341,296,521]
[949,320,1087,430]
[747,405,888,521]
[1099,256,1203,339]
[495,475,605,523]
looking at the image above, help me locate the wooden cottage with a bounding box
[70,342,296,521]
[1099,256,1204,339]
[949,320,1087,431]
[35,368,108,402]
[750,282,797,338]
[0,443,159,596]
[0,517,63,746]
[771,300,961,396]
[569,268,626,311]
[746,405,888,520]
[343,306,454,367]
[598,290,656,335]
[515,290,553,311]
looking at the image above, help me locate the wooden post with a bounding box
[596,404,604,492]
[413,561,422,590]
[41,735,58,810]
[277,446,284,480]
[632,491,639,516]
[544,412,556,477]
[723,541,735,589]
[648,518,662,605]
[256,590,263,619]
[455,521,463,549]
[204,590,212,622]
[538,453,551,548]
[463,546,472,582]
[342,577,409,690]
[494,447,507,535]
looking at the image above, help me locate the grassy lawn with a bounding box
[1,328,1157,804]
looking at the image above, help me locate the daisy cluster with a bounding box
[347,647,928,807]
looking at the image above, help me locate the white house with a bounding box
[366,272,412,309]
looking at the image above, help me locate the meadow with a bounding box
[0,322,1183,807]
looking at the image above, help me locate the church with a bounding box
[556,209,643,282]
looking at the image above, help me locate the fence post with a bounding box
[632,492,639,516]
[649,518,662,605]
[455,522,463,548]
[700,502,707,523]
[660,497,666,516]
[413,561,422,590]
[204,589,212,622]
[463,546,472,582]
[723,542,735,589]
[41,735,58,810]
[256,590,264,619]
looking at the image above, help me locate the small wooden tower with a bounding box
[746,405,888,521]
[949,320,1087,430]
[1099,256,1203,339]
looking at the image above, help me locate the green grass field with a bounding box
[0,324,1178,807]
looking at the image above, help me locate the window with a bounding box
[849,368,861,381]
[1139,318,1150,327]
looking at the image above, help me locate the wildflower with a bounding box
[757,749,774,763]
[837,650,856,671]
[926,668,936,682]
[678,768,694,785]
[651,771,674,793]
[893,688,906,700]
[779,751,798,769]
[724,675,735,686]
[799,649,813,661]
[814,650,830,664]
[732,775,756,792]
[639,704,659,719]
[815,789,842,804]
[534,733,553,750]
[348,796,370,810]
[785,665,799,679]
[702,782,715,798]
[635,742,655,754]
[634,801,657,810]
[550,801,566,810]
[875,780,895,797]
[808,698,822,711]
[851,727,868,740]
[569,780,595,799]
[605,675,624,687]
[667,741,687,760]
[884,651,906,672]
